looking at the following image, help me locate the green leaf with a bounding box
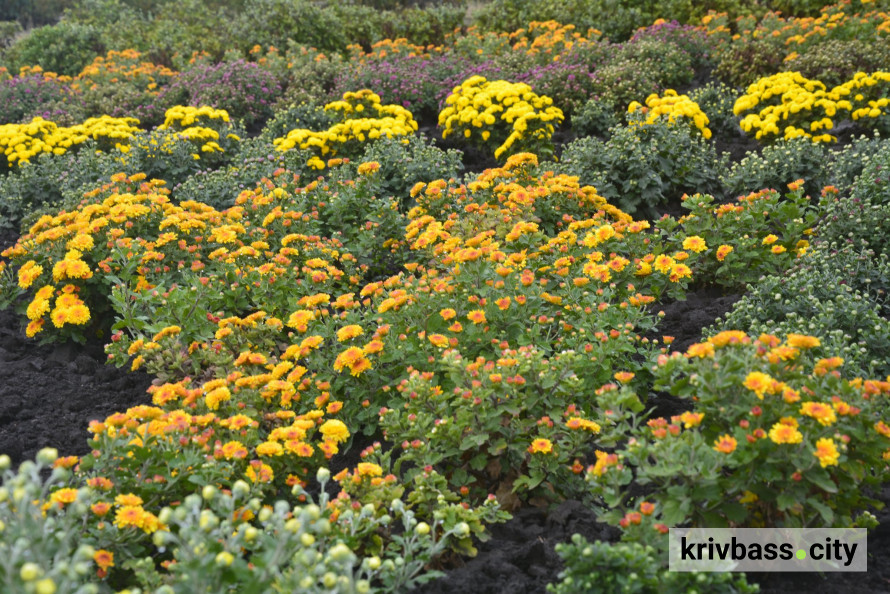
[809,499,835,524]
[807,470,838,494]
[776,492,798,511]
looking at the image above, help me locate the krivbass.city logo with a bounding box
[669,528,867,572]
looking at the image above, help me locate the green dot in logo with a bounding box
[796,549,807,560]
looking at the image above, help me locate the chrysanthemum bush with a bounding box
[627,90,712,139]
[274,90,418,165]
[438,76,564,160]
[734,70,890,143]
[588,331,890,531]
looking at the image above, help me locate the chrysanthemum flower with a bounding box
[528,438,553,454]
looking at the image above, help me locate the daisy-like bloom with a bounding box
[49,488,78,507]
[87,477,114,490]
[686,342,715,358]
[428,334,449,348]
[771,245,787,254]
[813,438,840,468]
[286,309,315,332]
[448,322,463,333]
[115,493,144,507]
[716,244,733,261]
[874,421,890,438]
[566,417,601,433]
[767,345,799,362]
[334,346,364,373]
[614,371,635,382]
[349,355,372,376]
[94,549,114,571]
[800,401,837,426]
[768,422,803,444]
[17,260,43,289]
[220,441,249,459]
[91,501,112,516]
[682,236,707,253]
[528,438,553,454]
[743,371,775,399]
[495,297,511,310]
[814,357,844,376]
[114,505,145,530]
[363,339,384,355]
[336,324,364,342]
[786,334,820,349]
[654,254,675,274]
[246,461,274,483]
[205,386,231,410]
[439,308,457,320]
[589,450,619,477]
[679,411,704,428]
[286,440,314,457]
[762,234,778,245]
[356,462,383,477]
[669,263,692,282]
[357,161,380,175]
[319,440,339,458]
[639,501,656,515]
[708,330,749,348]
[319,419,350,444]
[467,309,486,324]
[257,441,284,456]
[713,434,737,454]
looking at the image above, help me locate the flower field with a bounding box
[1,0,890,592]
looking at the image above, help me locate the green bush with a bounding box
[548,535,757,594]
[721,137,828,200]
[5,21,104,76]
[688,81,741,139]
[714,38,785,88]
[826,133,887,195]
[571,97,621,138]
[710,241,890,378]
[785,39,890,88]
[0,146,123,234]
[351,134,463,208]
[173,137,313,210]
[557,119,726,216]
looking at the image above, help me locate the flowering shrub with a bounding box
[0,72,76,125]
[157,59,283,128]
[836,71,890,133]
[712,240,890,378]
[627,90,713,139]
[557,119,725,216]
[590,331,890,532]
[438,76,564,160]
[0,115,141,169]
[734,71,845,143]
[274,90,418,162]
[73,49,178,126]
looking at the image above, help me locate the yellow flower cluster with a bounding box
[438,76,564,160]
[834,71,890,122]
[734,72,843,142]
[159,105,231,130]
[628,90,712,139]
[274,90,417,158]
[0,115,142,166]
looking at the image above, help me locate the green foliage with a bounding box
[351,134,463,208]
[721,137,828,200]
[714,38,785,88]
[0,146,123,234]
[260,102,334,144]
[711,240,890,378]
[558,119,726,217]
[688,81,741,139]
[786,39,890,88]
[571,97,621,137]
[548,535,757,594]
[5,21,104,76]
[174,139,313,210]
[825,133,887,196]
